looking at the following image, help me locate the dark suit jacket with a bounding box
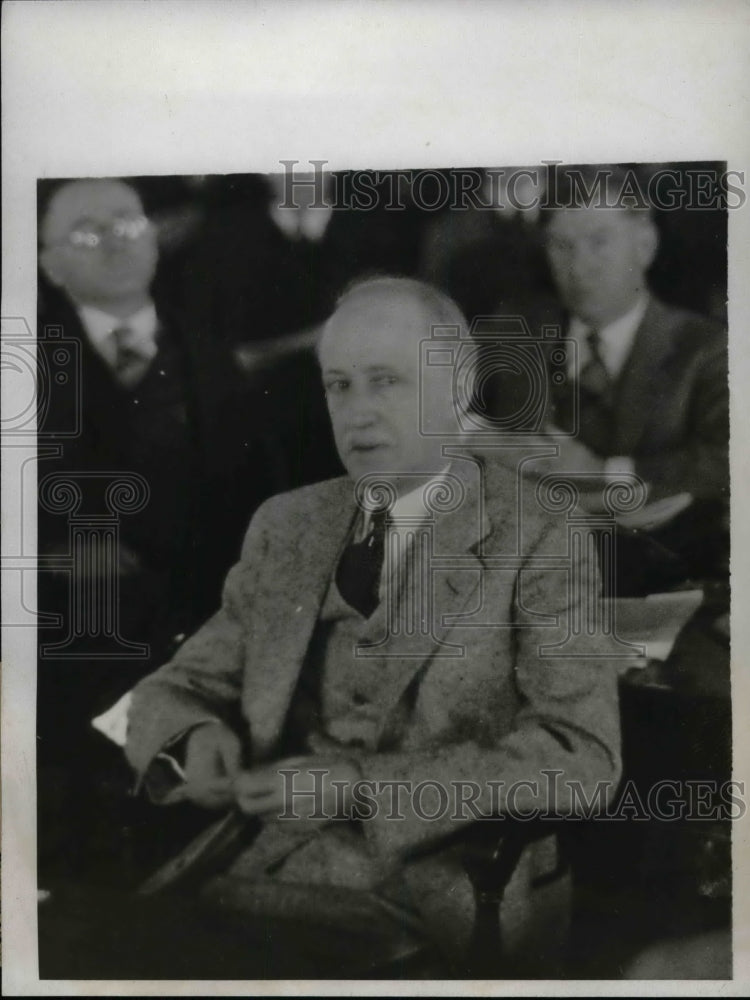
[36,288,290,886]
[125,453,621,952]
[551,297,729,503]
[38,289,285,631]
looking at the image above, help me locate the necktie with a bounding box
[335,510,389,618]
[579,329,613,402]
[578,329,615,455]
[112,325,151,388]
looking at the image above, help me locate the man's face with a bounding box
[40,180,158,309]
[319,290,458,488]
[544,207,657,327]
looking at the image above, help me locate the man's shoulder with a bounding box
[39,287,87,342]
[251,476,353,533]
[642,297,726,352]
[471,451,560,544]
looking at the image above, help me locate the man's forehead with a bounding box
[322,290,434,357]
[43,180,143,242]
[547,206,637,236]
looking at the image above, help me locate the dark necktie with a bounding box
[579,329,613,402]
[112,325,151,388]
[335,510,389,618]
[578,329,615,455]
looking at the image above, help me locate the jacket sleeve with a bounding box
[357,515,623,865]
[634,335,729,501]
[124,501,271,779]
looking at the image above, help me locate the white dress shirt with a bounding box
[567,294,649,381]
[77,301,160,371]
[357,467,452,598]
[358,468,452,537]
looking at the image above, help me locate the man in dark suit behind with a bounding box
[511,166,729,589]
[36,178,284,885]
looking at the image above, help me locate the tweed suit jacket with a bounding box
[125,452,621,948]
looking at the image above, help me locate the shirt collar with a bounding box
[568,293,649,378]
[77,301,159,350]
[360,466,452,536]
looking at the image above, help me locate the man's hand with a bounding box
[183,722,242,809]
[234,756,361,824]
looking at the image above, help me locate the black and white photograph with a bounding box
[3,1,749,994]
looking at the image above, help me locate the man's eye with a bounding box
[113,216,149,239]
[371,374,397,387]
[326,379,349,394]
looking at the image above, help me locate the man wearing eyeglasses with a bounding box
[40,180,159,356]
[36,178,284,889]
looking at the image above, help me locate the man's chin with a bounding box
[344,449,394,481]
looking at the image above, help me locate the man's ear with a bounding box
[635,215,659,271]
[39,247,64,288]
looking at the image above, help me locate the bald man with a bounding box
[119,277,621,976]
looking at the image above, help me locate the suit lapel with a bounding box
[613,298,679,455]
[245,477,358,758]
[246,457,497,757]
[548,300,681,458]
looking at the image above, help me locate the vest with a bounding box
[282,573,411,757]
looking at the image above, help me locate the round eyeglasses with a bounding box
[62,214,152,250]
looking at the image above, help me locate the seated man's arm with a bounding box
[124,503,270,789]
[514,333,728,505]
[632,338,729,502]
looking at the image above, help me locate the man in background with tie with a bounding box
[524,166,729,589]
[93,276,622,978]
[36,178,283,887]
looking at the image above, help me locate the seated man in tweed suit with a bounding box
[121,276,622,977]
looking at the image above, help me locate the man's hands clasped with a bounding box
[182,722,361,824]
[182,721,243,809]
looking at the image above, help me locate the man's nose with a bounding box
[566,244,599,280]
[345,387,380,426]
[101,234,133,256]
